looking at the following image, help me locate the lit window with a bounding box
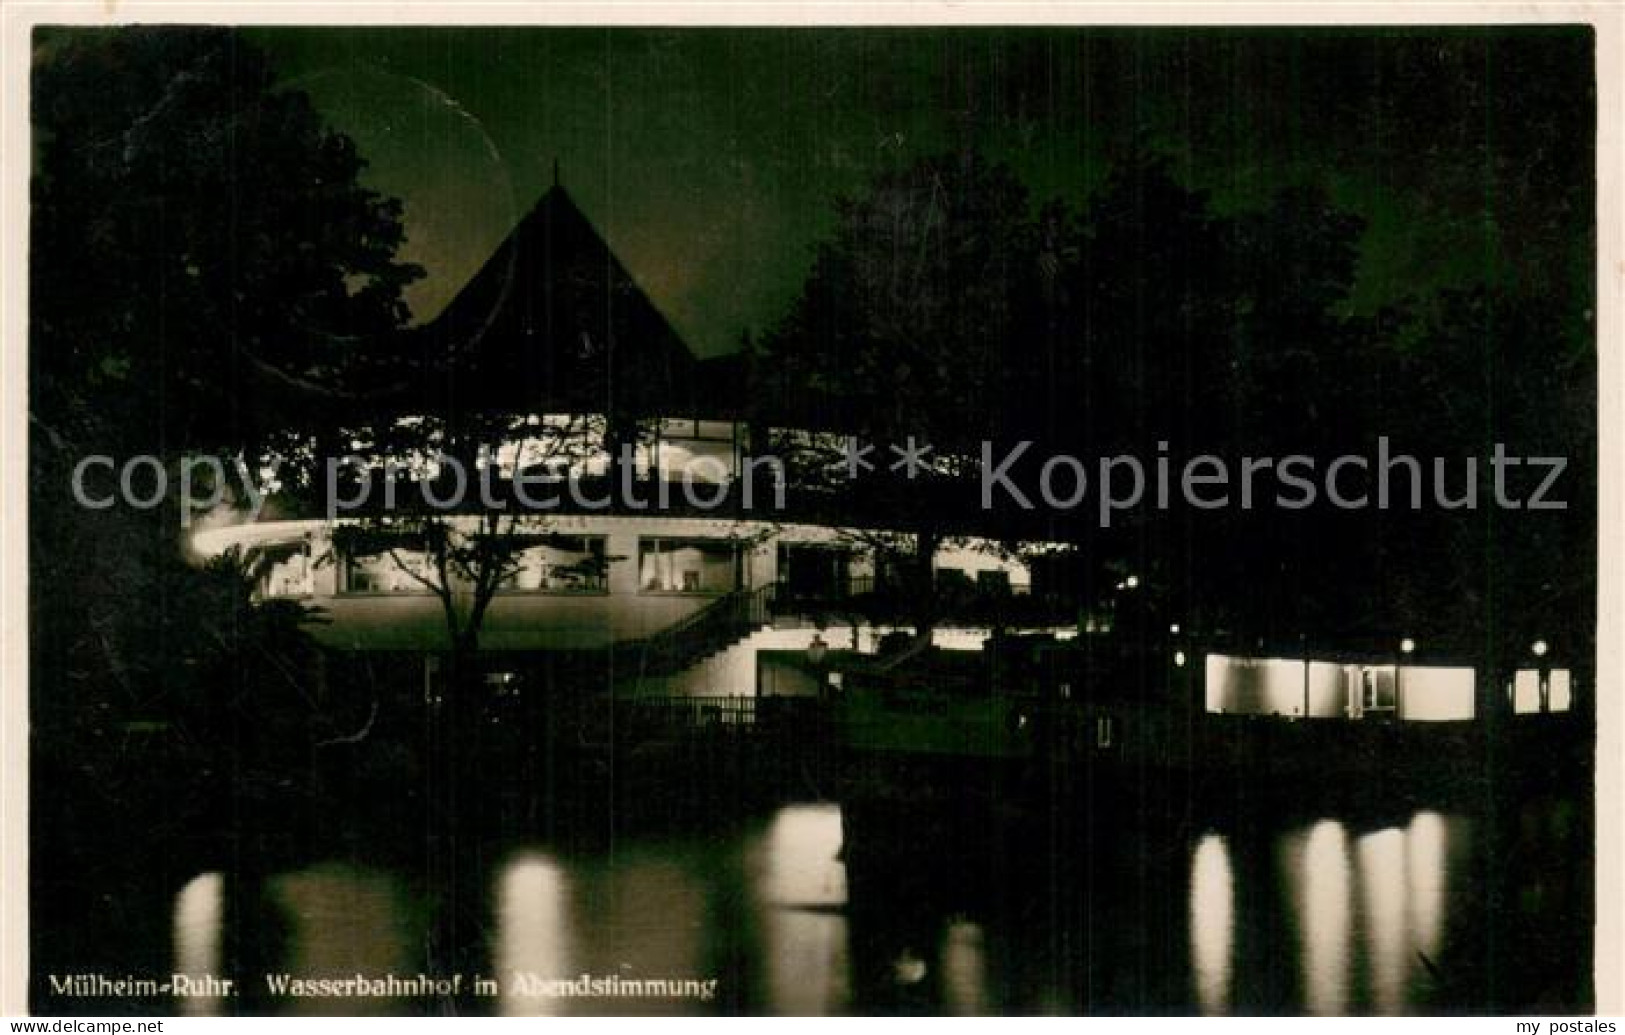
[342,539,436,595]
[1549,670,1572,713]
[257,541,313,598]
[1362,667,1397,712]
[497,535,608,593]
[638,538,737,594]
[1512,670,1541,714]
[654,418,739,483]
[1511,668,1574,714]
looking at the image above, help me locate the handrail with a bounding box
[769,575,1077,628]
[631,580,779,673]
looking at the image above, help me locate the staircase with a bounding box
[620,582,778,678]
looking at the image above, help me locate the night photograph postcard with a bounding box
[4,3,1618,1018]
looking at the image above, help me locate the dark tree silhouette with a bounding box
[757,151,1045,649]
[756,147,1384,645]
[28,28,422,877]
[31,26,421,457]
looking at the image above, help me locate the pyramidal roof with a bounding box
[408,182,702,417]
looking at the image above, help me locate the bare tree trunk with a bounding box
[877,529,940,671]
[424,626,485,1013]
[910,528,941,646]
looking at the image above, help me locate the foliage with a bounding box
[29,28,421,838]
[756,153,1046,642]
[31,26,422,457]
[757,143,1593,656]
[319,411,617,662]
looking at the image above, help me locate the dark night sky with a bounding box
[250,27,1594,358]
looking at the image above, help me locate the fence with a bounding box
[616,694,758,729]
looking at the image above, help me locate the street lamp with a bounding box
[1532,639,1551,712]
[1396,638,1416,720]
[807,632,830,704]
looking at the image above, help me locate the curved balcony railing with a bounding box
[770,576,1077,629]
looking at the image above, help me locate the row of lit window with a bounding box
[1204,656,1577,720]
[1509,668,1573,715]
[255,535,1020,602]
[347,417,749,485]
[257,534,748,598]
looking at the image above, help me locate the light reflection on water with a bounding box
[169,863,422,1016]
[492,852,568,1016]
[489,803,849,1015]
[747,803,851,1015]
[1407,811,1450,962]
[172,802,1482,1015]
[939,919,990,1016]
[171,872,225,1017]
[1189,834,1234,1015]
[549,852,710,1016]
[1358,827,1408,1014]
[1292,819,1354,1016]
[1188,809,1470,1017]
